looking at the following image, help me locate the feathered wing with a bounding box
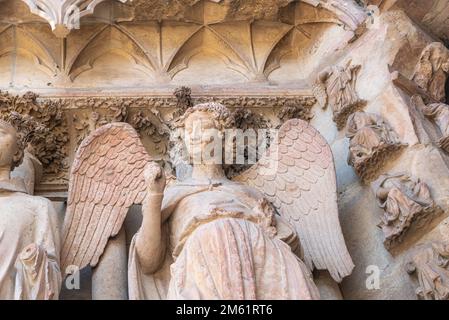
[234,119,354,282]
[61,122,153,271]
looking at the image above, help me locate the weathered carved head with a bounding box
[178,102,233,164]
[0,118,23,171]
[0,112,47,171]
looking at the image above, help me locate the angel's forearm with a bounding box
[135,195,166,274]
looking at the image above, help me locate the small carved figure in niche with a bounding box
[406,242,449,300]
[372,173,440,249]
[412,42,449,103]
[346,111,406,182]
[0,113,61,300]
[313,60,366,130]
[420,102,449,152]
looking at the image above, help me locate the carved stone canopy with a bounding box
[19,0,366,38]
[21,0,129,37]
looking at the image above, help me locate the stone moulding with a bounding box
[313,61,366,130]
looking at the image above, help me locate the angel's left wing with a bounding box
[61,123,153,272]
[234,119,354,282]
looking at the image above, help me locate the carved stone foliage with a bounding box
[0,91,68,182]
[372,173,442,249]
[420,101,449,152]
[0,89,315,191]
[346,111,406,183]
[313,61,366,130]
[412,42,449,103]
[277,100,315,124]
[407,242,449,300]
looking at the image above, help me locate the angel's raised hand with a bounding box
[144,162,166,197]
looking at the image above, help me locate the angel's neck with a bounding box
[191,164,225,181]
[0,166,10,181]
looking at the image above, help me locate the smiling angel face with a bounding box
[184,111,223,164]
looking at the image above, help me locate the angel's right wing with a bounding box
[61,122,153,272]
[234,119,354,282]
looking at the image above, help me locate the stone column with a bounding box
[92,227,128,300]
[314,271,344,300]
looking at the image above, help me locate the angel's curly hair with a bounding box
[175,102,235,131]
[0,112,47,169]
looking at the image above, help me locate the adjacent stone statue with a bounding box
[61,102,354,300]
[407,242,449,300]
[412,42,449,103]
[420,102,449,152]
[372,173,440,249]
[0,113,61,300]
[346,111,405,182]
[313,60,365,130]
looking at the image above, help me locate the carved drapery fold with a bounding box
[411,42,449,103]
[407,242,449,300]
[313,61,366,130]
[420,101,449,152]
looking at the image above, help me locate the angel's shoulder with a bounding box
[10,193,55,215]
[225,180,265,199]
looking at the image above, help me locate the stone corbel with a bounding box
[21,0,129,38]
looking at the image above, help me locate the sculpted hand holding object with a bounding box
[0,113,61,300]
[61,102,354,300]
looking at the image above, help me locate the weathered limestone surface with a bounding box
[1,0,449,300]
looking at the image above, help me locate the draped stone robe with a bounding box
[0,179,61,300]
[128,180,320,300]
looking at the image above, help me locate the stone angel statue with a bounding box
[0,112,61,300]
[61,102,354,300]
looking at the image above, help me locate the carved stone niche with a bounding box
[372,173,442,250]
[411,42,449,103]
[313,60,366,130]
[346,111,406,183]
[406,242,449,300]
